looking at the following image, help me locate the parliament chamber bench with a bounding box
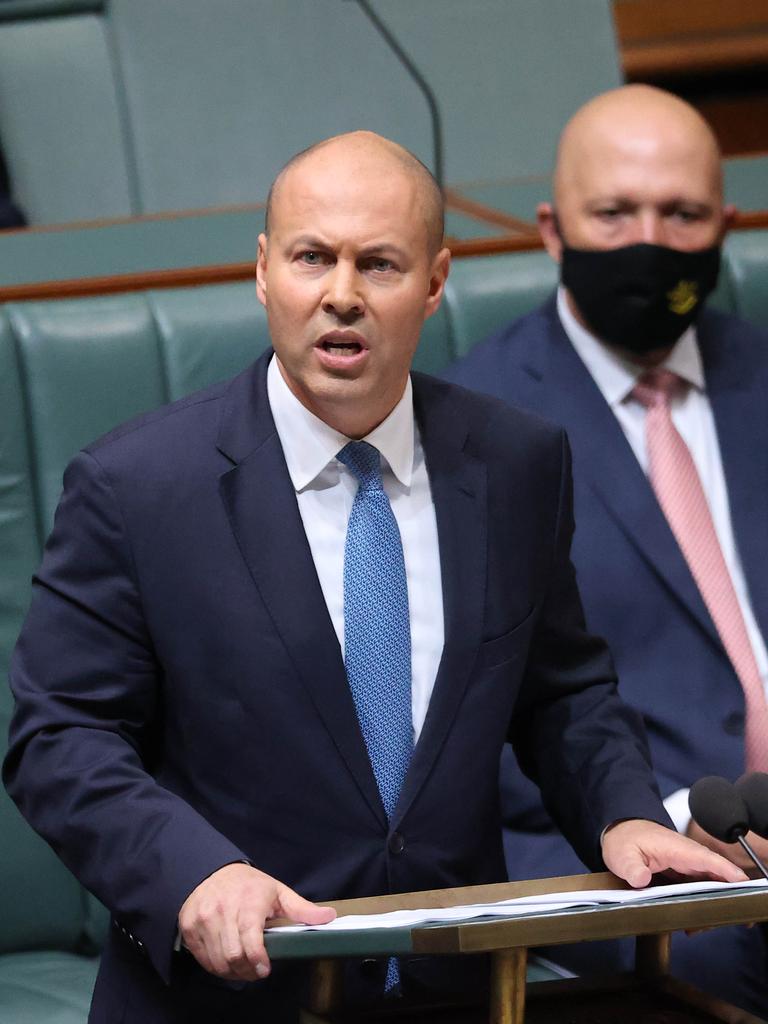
[1,234,768,1022]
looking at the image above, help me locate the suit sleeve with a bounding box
[508,430,673,871]
[2,451,249,983]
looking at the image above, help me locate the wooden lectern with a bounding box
[265,872,768,1024]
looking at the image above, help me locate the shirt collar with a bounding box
[266,354,415,491]
[556,285,705,408]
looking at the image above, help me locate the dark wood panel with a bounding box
[613,1,768,156]
[614,0,768,77]
[615,0,768,40]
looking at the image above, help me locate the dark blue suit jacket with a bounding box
[446,298,768,864]
[4,351,667,1022]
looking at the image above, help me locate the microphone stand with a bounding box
[352,0,444,191]
[737,836,768,880]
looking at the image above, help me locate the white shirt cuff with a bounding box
[664,787,691,834]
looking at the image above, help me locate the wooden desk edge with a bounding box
[409,887,768,955]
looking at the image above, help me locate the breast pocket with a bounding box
[476,605,535,670]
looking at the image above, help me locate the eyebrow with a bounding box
[285,236,410,261]
[586,195,713,210]
[285,235,331,251]
[357,243,409,261]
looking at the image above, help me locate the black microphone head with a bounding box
[688,775,749,843]
[736,772,768,839]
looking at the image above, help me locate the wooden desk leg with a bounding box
[490,947,527,1024]
[635,932,671,979]
[308,958,343,1017]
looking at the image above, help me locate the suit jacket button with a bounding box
[388,832,405,855]
[359,958,381,978]
[722,711,744,736]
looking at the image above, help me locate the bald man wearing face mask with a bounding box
[447,84,768,1013]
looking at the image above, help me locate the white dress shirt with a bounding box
[267,355,444,742]
[558,287,768,831]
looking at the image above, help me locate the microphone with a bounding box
[736,772,768,839]
[689,775,768,880]
[349,0,444,190]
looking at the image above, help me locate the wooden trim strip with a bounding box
[0,261,258,302]
[0,201,266,238]
[444,186,537,233]
[730,209,768,230]
[2,211,766,303]
[622,33,768,79]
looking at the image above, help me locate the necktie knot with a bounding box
[337,440,383,492]
[632,369,687,410]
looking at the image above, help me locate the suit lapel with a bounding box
[531,305,719,647]
[701,313,768,635]
[216,354,386,827]
[393,375,487,826]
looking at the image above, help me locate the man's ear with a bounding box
[537,202,564,263]
[256,233,268,308]
[424,246,451,319]
[721,202,738,239]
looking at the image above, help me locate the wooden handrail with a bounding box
[1,211,767,304]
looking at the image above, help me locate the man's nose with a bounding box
[322,264,364,319]
[637,211,666,247]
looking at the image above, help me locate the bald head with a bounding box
[265,131,444,256]
[554,85,722,208]
[538,84,730,262]
[535,85,732,363]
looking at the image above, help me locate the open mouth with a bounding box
[321,340,363,356]
[317,333,367,358]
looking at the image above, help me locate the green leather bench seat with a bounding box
[0,236,765,1019]
[723,229,768,331]
[0,11,135,224]
[0,952,99,1024]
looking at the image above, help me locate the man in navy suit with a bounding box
[3,131,743,1023]
[447,85,768,1013]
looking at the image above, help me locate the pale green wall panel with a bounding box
[107,0,621,212]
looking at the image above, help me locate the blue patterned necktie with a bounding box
[337,440,413,996]
[337,440,413,820]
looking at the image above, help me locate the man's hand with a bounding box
[687,818,768,877]
[602,819,749,888]
[178,863,336,980]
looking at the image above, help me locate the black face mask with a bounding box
[560,242,721,353]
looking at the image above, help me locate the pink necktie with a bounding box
[633,369,768,773]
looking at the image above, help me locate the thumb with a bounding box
[277,886,337,926]
[610,845,652,889]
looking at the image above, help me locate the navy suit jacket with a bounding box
[4,351,667,1021]
[446,299,768,880]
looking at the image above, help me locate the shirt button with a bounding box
[388,832,405,855]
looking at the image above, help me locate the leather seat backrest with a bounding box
[724,230,768,330]
[0,311,90,953]
[443,252,558,358]
[0,8,134,224]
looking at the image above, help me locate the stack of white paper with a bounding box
[272,877,768,933]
